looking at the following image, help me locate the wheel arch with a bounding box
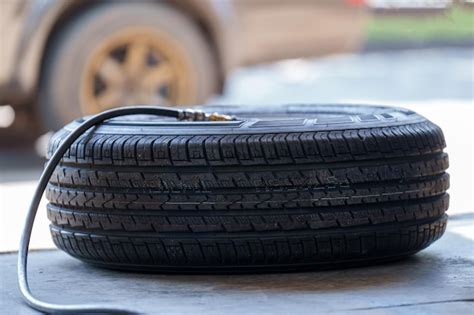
[23,0,235,102]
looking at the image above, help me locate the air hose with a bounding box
[17,106,235,314]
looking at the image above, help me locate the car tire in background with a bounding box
[46,104,449,272]
[39,1,218,131]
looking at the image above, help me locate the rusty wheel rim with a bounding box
[80,27,194,114]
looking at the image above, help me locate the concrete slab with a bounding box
[1,216,473,314]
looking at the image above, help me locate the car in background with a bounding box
[0,0,368,130]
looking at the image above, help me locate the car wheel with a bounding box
[39,2,218,130]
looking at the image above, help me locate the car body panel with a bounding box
[0,0,238,104]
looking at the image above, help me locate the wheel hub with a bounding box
[80,28,191,114]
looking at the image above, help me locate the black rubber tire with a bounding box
[39,1,217,131]
[46,104,449,272]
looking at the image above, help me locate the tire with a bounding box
[39,2,217,131]
[46,104,449,272]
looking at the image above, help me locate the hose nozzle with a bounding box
[207,112,236,121]
[180,109,236,121]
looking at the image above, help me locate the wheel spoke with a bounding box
[145,93,170,106]
[96,88,123,110]
[141,62,175,89]
[97,57,126,88]
[125,41,148,78]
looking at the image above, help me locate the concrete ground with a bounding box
[0,47,473,313]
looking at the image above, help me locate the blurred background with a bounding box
[0,0,473,252]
